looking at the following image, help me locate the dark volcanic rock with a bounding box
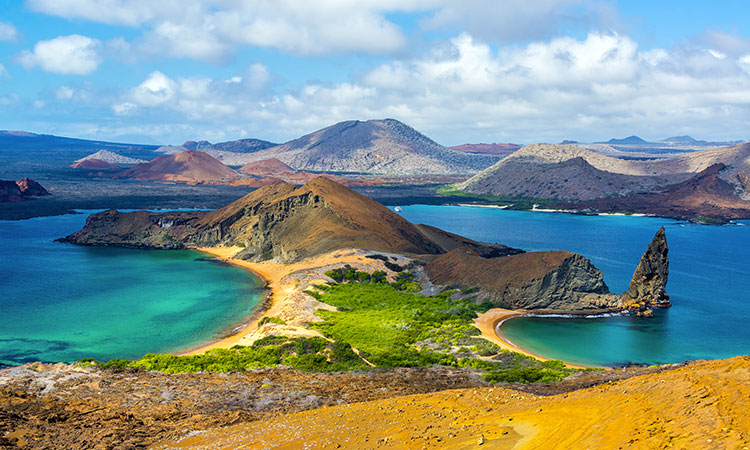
[0,178,50,202]
[425,247,620,311]
[627,227,670,307]
[15,178,50,197]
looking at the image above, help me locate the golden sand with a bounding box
[474,309,590,369]
[180,246,412,355]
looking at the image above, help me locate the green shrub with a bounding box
[258,316,286,326]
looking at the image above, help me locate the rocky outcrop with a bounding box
[625,227,670,307]
[0,178,50,203]
[425,247,620,311]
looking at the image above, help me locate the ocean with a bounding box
[0,211,263,366]
[397,205,750,367]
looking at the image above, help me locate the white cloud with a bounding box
[114,31,750,144]
[130,71,176,106]
[0,64,8,78]
[28,0,424,59]
[18,35,102,75]
[56,86,75,100]
[0,21,20,41]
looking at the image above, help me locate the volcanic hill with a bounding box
[236,119,501,175]
[75,150,146,165]
[238,158,294,176]
[70,158,121,170]
[563,163,750,220]
[117,150,239,184]
[458,142,750,218]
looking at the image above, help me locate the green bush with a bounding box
[258,316,286,326]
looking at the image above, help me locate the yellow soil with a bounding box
[180,247,412,355]
[153,355,750,449]
[474,309,590,369]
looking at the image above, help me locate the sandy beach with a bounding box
[475,309,591,369]
[179,247,412,355]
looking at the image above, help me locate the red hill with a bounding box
[118,150,238,184]
[239,158,294,176]
[71,159,121,170]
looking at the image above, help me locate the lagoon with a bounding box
[397,205,750,367]
[0,212,263,366]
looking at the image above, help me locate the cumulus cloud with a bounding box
[28,0,427,59]
[18,35,102,75]
[107,31,750,144]
[0,21,20,41]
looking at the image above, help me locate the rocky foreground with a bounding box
[0,361,675,449]
[2,357,747,449]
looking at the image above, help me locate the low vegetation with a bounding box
[96,336,367,373]
[87,268,574,384]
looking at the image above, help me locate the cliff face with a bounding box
[425,227,671,312]
[425,248,620,311]
[626,226,670,307]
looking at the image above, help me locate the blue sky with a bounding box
[1,1,749,145]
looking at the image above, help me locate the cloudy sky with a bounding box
[1,1,749,145]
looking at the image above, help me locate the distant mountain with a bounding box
[663,135,698,143]
[75,150,146,165]
[458,152,674,201]
[563,164,750,219]
[210,138,278,154]
[117,150,238,184]
[605,136,652,145]
[0,131,158,152]
[457,142,750,217]
[237,119,501,175]
[448,143,520,156]
[156,138,279,166]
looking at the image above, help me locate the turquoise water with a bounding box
[0,212,263,366]
[397,205,750,367]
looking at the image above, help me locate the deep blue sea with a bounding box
[397,205,750,367]
[0,212,263,366]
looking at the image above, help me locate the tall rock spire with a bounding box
[627,227,670,307]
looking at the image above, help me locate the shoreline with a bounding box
[177,247,275,355]
[180,247,598,370]
[475,309,594,370]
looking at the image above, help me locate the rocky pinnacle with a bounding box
[627,226,670,307]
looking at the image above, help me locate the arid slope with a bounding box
[154,355,750,450]
[238,119,500,175]
[118,150,239,183]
